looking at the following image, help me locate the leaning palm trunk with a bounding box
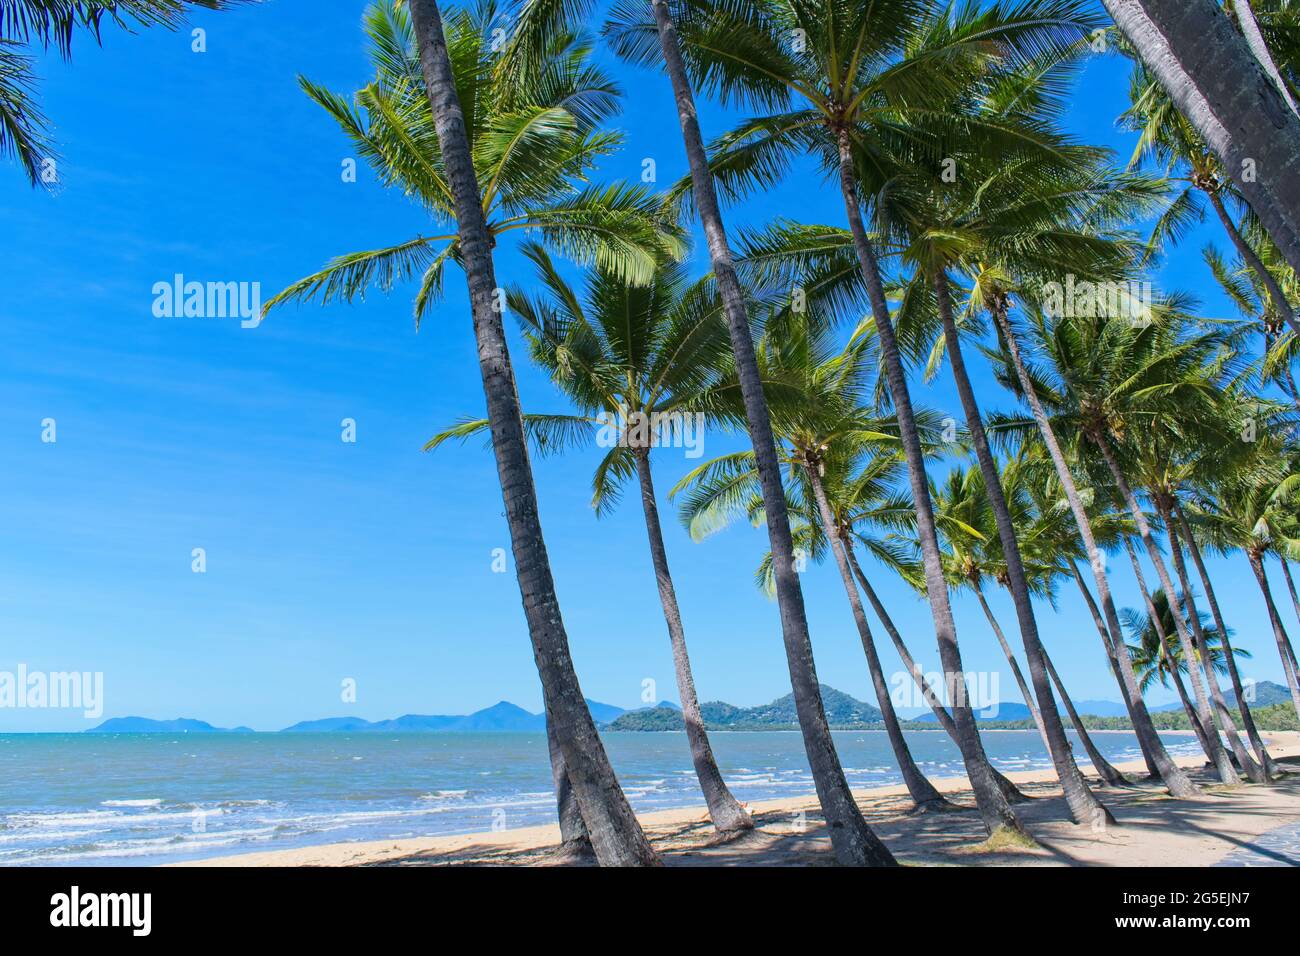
[993,306,1195,795]
[1281,560,1300,634]
[408,0,657,866]
[1233,0,1299,117]
[545,711,590,854]
[833,132,1023,838]
[649,0,894,866]
[936,276,1112,827]
[1068,562,1163,778]
[804,465,953,812]
[1205,188,1300,338]
[1172,503,1278,776]
[1090,430,1239,784]
[971,583,1050,751]
[1040,650,1129,786]
[1246,551,1300,723]
[1161,504,1267,782]
[1122,537,1218,761]
[1100,0,1300,277]
[632,447,753,831]
[845,550,1029,803]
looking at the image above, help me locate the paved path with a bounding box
[1215,820,1300,866]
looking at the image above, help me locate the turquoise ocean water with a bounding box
[0,730,1200,866]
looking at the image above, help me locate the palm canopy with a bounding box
[605,0,1101,217]
[265,0,684,325]
[1186,460,1300,564]
[668,312,945,586]
[1,1,245,185]
[427,244,731,514]
[1122,588,1245,694]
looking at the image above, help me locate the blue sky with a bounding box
[0,0,1292,731]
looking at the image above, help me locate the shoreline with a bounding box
[177,730,1300,868]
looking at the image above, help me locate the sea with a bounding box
[0,730,1202,866]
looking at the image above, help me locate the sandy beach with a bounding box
[179,731,1300,867]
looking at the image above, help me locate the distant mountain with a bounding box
[87,717,253,734]
[1229,680,1292,709]
[915,702,1033,723]
[609,685,881,731]
[278,699,626,733]
[583,699,628,724]
[1072,700,1131,718]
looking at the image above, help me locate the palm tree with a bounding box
[1100,0,1300,277]
[428,248,752,832]
[1169,498,1281,775]
[608,0,1116,839]
[1191,463,1300,723]
[1120,536,1219,760]
[1019,302,1262,784]
[266,2,682,323]
[671,314,953,813]
[1120,52,1300,337]
[330,0,660,866]
[1123,588,1251,722]
[1,1,246,185]
[1203,244,1300,413]
[609,0,895,866]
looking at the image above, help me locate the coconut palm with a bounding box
[670,313,954,813]
[1120,52,1300,337]
[265,2,683,324]
[1100,0,1300,278]
[1190,462,1300,723]
[1,1,247,185]
[1123,589,1250,717]
[1203,243,1300,413]
[1118,388,1271,781]
[1010,300,1264,785]
[608,0,1118,839]
[607,0,896,865]
[427,248,753,832]
[301,0,665,866]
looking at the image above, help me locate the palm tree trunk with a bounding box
[803,464,953,812]
[631,447,752,830]
[1039,648,1128,786]
[1122,537,1218,760]
[1090,429,1239,785]
[408,0,657,866]
[971,582,1051,750]
[1173,502,1279,775]
[1160,500,1267,781]
[546,711,591,856]
[1100,0,1300,277]
[992,305,1194,795]
[936,275,1112,827]
[1281,558,1300,631]
[845,549,1030,803]
[1068,562,1162,779]
[1205,187,1300,338]
[832,129,1024,839]
[1233,0,1299,116]
[1279,558,1300,690]
[649,0,894,866]
[1247,550,1300,723]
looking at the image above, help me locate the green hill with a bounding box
[608,685,883,731]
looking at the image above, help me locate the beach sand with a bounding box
[178,731,1300,867]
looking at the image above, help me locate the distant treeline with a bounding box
[608,703,1299,733]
